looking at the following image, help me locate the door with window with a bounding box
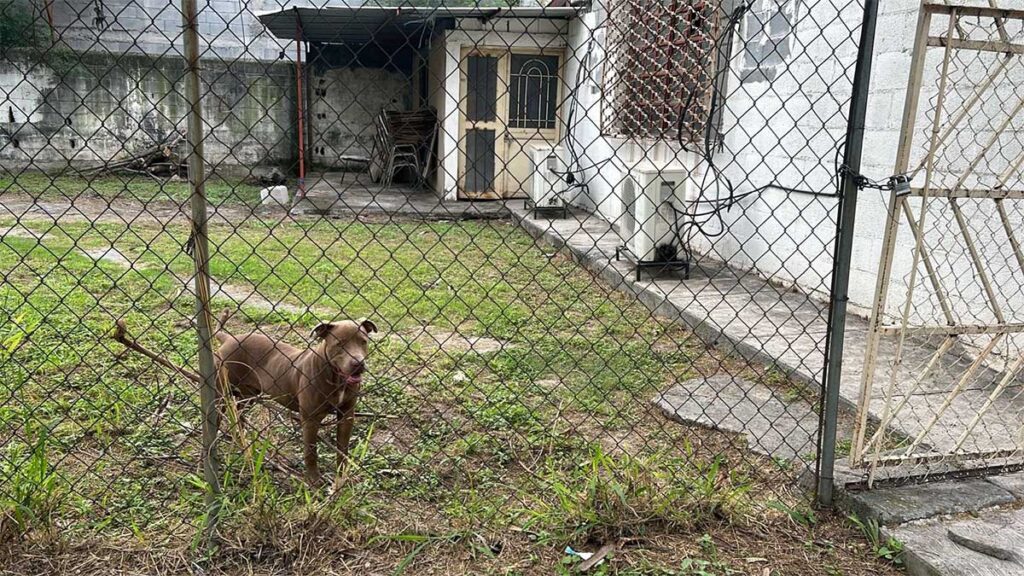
[458,48,562,200]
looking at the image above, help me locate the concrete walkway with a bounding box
[508,206,1024,576]
[290,172,509,220]
[508,206,1024,475]
[892,502,1024,576]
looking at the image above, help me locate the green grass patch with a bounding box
[0,170,263,206]
[0,211,889,574]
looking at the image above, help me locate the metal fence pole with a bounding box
[817,0,881,507]
[181,0,222,531]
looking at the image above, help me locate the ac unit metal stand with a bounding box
[614,245,690,281]
[524,199,569,219]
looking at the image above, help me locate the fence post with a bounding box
[818,0,881,507]
[181,0,223,532]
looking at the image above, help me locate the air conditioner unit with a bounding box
[615,162,691,280]
[525,144,568,217]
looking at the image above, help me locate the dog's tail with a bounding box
[213,309,230,342]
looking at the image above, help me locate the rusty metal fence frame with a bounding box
[852,1,1024,483]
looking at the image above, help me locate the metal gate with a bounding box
[852,1,1024,481]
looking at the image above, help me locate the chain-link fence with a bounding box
[0,0,908,572]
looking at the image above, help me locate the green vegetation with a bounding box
[0,1,85,75]
[0,171,263,206]
[849,515,906,569]
[0,177,898,573]
[0,0,43,51]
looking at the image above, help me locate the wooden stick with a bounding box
[112,319,202,383]
[578,543,616,572]
[110,319,394,422]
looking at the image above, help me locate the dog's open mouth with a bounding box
[341,365,365,385]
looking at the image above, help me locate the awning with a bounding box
[257,5,580,45]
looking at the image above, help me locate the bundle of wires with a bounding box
[557,0,845,251]
[674,1,846,248]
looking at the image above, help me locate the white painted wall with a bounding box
[564,0,852,295]
[565,0,1024,331]
[852,2,1024,334]
[560,8,702,227]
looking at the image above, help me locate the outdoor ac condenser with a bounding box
[525,144,568,217]
[615,162,691,280]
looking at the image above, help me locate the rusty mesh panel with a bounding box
[602,0,719,140]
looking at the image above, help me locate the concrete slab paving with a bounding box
[74,240,321,317]
[82,246,133,268]
[843,479,1015,525]
[291,171,508,220]
[391,325,510,355]
[509,206,1024,479]
[891,506,1024,576]
[654,375,818,461]
[988,471,1024,499]
[509,207,1024,576]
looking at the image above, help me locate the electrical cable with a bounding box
[554,2,865,244]
[671,1,856,250]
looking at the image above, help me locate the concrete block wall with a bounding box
[0,51,296,172]
[850,2,1024,335]
[1,1,390,174]
[48,0,358,61]
[690,0,861,303]
[310,66,411,168]
[562,0,855,299]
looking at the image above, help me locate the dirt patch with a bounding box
[0,193,254,227]
[73,242,319,317]
[81,247,134,268]
[206,281,312,316]
[0,225,50,241]
[0,192,494,229]
[0,511,900,576]
[394,326,510,355]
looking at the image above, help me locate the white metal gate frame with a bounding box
[851,1,1024,481]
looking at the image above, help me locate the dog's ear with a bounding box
[357,318,378,335]
[310,322,335,340]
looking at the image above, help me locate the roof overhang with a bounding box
[257,5,581,45]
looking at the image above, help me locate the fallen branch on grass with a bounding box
[577,543,616,572]
[113,319,201,382]
[82,131,186,177]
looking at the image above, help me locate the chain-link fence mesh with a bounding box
[851,3,1024,482]
[0,0,906,572]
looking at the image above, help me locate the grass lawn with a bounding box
[0,170,265,206]
[0,201,900,574]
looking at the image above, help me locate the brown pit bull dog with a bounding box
[214,311,377,485]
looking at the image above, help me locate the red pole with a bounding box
[295,15,306,201]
